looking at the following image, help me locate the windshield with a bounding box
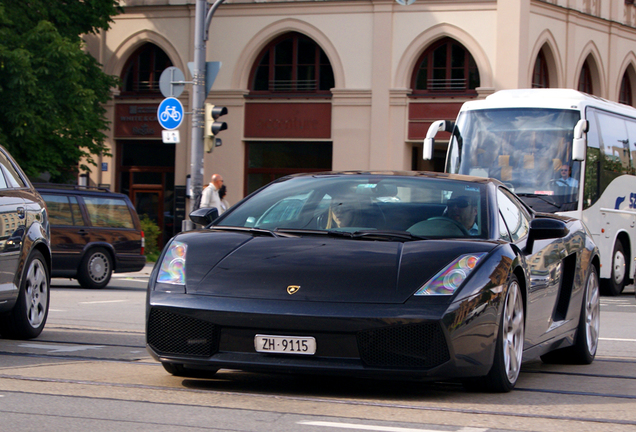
[446,108,581,212]
[217,175,489,239]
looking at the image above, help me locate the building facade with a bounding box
[83,0,636,242]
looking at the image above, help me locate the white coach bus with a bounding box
[424,88,636,296]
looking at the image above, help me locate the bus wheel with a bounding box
[601,241,626,296]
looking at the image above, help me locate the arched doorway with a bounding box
[408,37,481,172]
[115,43,176,247]
[244,32,335,195]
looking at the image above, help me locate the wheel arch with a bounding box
[615,231,632,283]
[80,243,117,271]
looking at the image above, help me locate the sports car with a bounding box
[146,171,600,392]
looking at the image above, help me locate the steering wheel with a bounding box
[426,216,470,236]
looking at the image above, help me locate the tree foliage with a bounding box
[0,1,122,182]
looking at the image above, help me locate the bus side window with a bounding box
[625,118,636,175]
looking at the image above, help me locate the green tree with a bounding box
[0,1,122,182]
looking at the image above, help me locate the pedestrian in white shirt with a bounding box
[200,173,225,214]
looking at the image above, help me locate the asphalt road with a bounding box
[0,267,635,432]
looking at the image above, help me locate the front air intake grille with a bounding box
[147,308,219,357]
[357,322,450,369]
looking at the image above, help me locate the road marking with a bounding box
[79,300,127,304]
[297,421,487,432]
[599,337,636,342]
[19,343,105,353]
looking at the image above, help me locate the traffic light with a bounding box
[204,103,228,153]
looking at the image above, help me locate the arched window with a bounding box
[249,32,334,95]
[121,44,172,95]
[532,50,549,88]
[411,37,480,95]
[619,72,633,106]
[578,60,593,94]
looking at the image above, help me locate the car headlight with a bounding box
[415,253,486,296]
[157,240,187,285]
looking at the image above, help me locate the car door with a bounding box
[497,187,564,347]
[0,149,27,299]
[39,193,87,275]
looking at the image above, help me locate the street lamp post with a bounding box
[189,0,226,218]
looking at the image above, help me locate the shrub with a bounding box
[139,215,161,262]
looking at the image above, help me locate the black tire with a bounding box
[0,250,50,339]
[541,266,600,365]
[162,362,219,378]
[463,275,524,393]
[601,241,626,296]
[77,247,113,289]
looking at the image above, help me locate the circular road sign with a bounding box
[159,66,186,98]
[157,97,184,130]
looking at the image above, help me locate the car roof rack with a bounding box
[32,183,112,193]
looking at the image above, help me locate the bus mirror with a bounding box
[423,120,449,160]
[572,119,589,161]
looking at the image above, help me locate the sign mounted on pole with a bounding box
[159,67,187,98]
[157,97,184,130]
[188,61,221,96]
[162,130,181,144]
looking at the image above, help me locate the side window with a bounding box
[42,195,83,226]
[0,151,25,188]
[497,188,530,241]
[498,212,511,242]
[83,196,134,229]
[586,108,636,209]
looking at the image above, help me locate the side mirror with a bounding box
[525,218,569,254]
[189,207,219,226]
[572,119,588,161]
[423,120,454,160]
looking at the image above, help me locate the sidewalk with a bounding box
[112,262,155,279]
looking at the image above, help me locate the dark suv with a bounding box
[35,184,146,289]
[0,144,51,339]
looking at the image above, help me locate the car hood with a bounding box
[178,231,497,304]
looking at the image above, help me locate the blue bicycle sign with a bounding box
[157,97,184,130]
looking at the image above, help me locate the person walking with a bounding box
[200,173,225,214]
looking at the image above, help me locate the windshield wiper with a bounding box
[349,230,428,241]
[275,228,427,241]
[515,193,561,209]
[211,226,297,238]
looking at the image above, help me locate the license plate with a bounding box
[254,334,316,355]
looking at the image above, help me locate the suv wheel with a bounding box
[78,248,113,289]
[0,250,50,339]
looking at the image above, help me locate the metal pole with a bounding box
[188,0,226,221]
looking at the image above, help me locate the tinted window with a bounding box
[498,188,530,241]
[83,197,134,228]
[42,195,83,226]
[220,175,488,239]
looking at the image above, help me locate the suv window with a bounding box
[83,196,135,228]
[41,195,83,226]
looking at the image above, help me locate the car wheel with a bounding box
[541,266,600,365]
[77,248,113,289]
[0,250,49,339]
[601,241,626,296]
[161,362,219,378]
[464,275,524,393]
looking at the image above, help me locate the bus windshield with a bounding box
[446,107,581,212]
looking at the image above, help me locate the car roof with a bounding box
[278,170,502,185]
[33,183,131,199]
